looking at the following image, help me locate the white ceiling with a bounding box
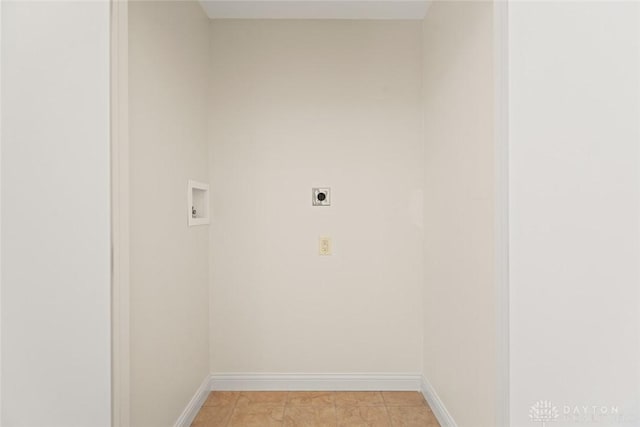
[199,1,432,20]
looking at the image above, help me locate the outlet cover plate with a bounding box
[319,236,332,255]
[312,188,331,206]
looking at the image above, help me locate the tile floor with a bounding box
[191,391,440,427]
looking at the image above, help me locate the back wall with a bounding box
[208,20,424,374]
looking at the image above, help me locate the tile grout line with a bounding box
[282,391,289,425]
[332,391,338,427]
[224,391,240,427]
[380,390,390,426]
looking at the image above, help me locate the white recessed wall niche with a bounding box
[188,180,210,226]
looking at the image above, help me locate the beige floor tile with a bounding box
[334,392,385,407]
[381,392,426,407]
[191,390,441,427]
[228,403,285,427]
[287,392,335,406]
[387,406,439,427]
[190,405,235,427]
[236,391,289,407]
[204,391,241,407]
[283,406,337,427]
[336,406,391,427]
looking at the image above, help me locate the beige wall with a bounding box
[208,20,424,374]
[129,1,210,426]
[422,2,496,426]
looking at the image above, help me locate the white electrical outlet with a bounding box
[319,237,332,256]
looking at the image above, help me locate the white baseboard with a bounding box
[209,373,422,391]
[420,376,457,427]
[173,375,212,427]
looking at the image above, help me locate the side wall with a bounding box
[508,2,640,426]
[422,2,496,426]
[1,2,111,426]
[208,20,424,375]
[129,2,210,426]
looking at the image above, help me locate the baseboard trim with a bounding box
[174,373,445,426]
[420,376,457,427]
[173,375,212,427]
[209,373,422,391]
